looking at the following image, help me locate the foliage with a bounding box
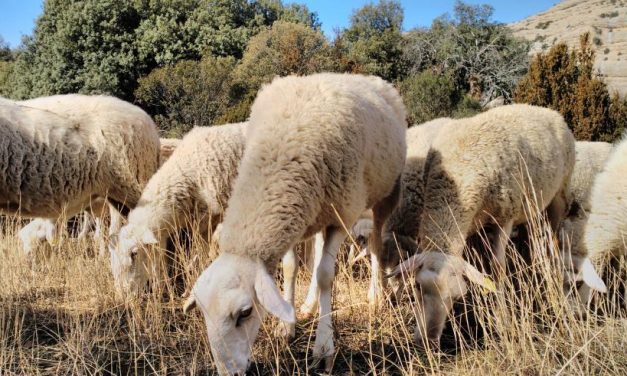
[232,21,335,101]
[400,70,458,124]
[335,0,406,81]
[403,1,529,105]
[6,0,317,100]
[0,36,12,62]
[135,56,237,136]
[515,33,622,141]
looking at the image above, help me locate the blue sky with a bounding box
[0,0,557,47]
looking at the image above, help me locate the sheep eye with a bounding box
[575,280,584,290]
[236,306,253,327]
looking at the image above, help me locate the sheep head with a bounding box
[386,252,496,349]
[183,253,295,376]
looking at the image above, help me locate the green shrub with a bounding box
[135,56,237,136]
[400,70,460,124]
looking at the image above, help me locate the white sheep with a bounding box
[581,136,627,302]
[388,104,578,348]
[0,95,160,222]
[560,141,612,296]
[183,73,407,375]
[19,197,110,258]
[109,122,247,296]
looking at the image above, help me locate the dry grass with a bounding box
[1,209,626,376]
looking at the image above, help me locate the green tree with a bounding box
[135,56,237,136]
[0,36,12,62]
[7,0,318,100]
[400,70,458,124]
[336,0,406,81]
[515,33,620,141]
[403,1,529,104]
[226,20,335,121]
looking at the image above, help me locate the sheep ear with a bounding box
[254,264,295,323]
[462,261,497,293]
[581,258,607,293]
[385,253,424,278]
[138,228,158,245]
[183,295,197,314]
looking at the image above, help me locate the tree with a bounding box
[0,36,12,62]
[515,33,621,141]
[7,0,318,100]
[400,70,458,124]
[336,0,406,81]
[226,21,335,121]
[403,1,529,105]
[135,56,237,136]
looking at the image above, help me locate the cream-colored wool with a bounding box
[381,117,451,263]
[584,136,627,259]
[110,123,246,296]
[390,104,576,348]
[562,141,613,259]
[0,95,160,218]
[186,73,407,375]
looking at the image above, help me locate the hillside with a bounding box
[510,0,627,96]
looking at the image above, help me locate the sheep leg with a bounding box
[313,226,344,372]
[368,177,401,307]
[491,219,514,279]
[300,231,324,317]
[275,247,297,339]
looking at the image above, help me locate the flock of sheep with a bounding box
[1,72,626,375]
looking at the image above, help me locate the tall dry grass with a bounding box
[1,203,626,375]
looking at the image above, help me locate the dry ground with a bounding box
[1,213,627,375]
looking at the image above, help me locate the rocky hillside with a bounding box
[510,0,627,96]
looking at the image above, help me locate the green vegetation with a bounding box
[0,0,623,139]
[515,33,626,141]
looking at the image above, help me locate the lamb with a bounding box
[183,73,406,375]
[581,136,627,303]
[388,104,578,348]
[560,141,612,296]
[0,94,160,220]
[109,122,247,297]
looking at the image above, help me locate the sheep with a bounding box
[380,117,452,266]
[560,141,612,297]
[159,138,180,165]
[19,197,110,259]
[109,122,247,298]
[183,73,406,375]
[387,104,577,348]
[581,136,627,303]
[0,94,160,221]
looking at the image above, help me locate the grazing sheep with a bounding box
[109,122,246,297]
[18,218,57,258]
[0,94,160,220]
[380,117,452,266]
[560,142,612,296]
[183,73,406,375]
[581,136,627,303]
[159,138,180,165]
[388,104,576,348]
[19,198,111,258]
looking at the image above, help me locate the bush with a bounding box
[229,21,336,120]
[515,33,622,141]
[400,70,460,124]
[135,56,237,136]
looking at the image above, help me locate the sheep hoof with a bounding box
[299,303,316,319]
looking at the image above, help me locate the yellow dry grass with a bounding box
[1,208,626,376]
